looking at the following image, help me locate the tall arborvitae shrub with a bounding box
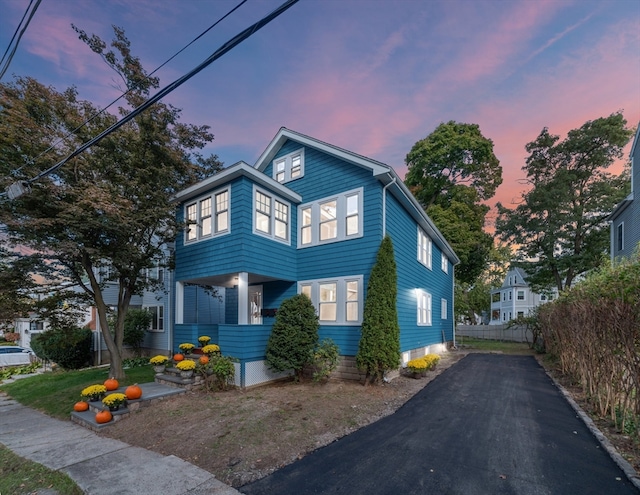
[356,235,401,385]
[265,293,319,381]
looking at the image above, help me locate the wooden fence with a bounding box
[455,324,529,343]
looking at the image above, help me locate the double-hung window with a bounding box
[146,306,164,332]
[273,149,304,183]
[441,298,448,320]
[299,276,363,324]
[185,188,230,243]
[441,253,448,273]
[417,289,432,325]
[417,228,432,269]
[298,188,363,247]
[253,187,290,243]
[517,290,525,301]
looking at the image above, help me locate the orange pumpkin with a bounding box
[125,384,142,400]
[173,353,184,362]
[73,401,89,412]
[199,355,209,365]
[104,377,119,391]
[95,410,112,424]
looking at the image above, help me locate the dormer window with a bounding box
[273,149,304,183]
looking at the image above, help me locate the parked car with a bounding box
[0,346,33,367]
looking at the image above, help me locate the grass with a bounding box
[456,337,534,354]
[0,444,83,495]
[0,364,155,419]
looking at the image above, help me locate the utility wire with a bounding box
[0,0,42,81]
[8,0,249,178]
[0,0,34,70]
[24,0,299,187]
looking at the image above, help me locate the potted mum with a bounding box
[202,344,221,357]
[149,355,169,373]
[176,359,196,378]
[407,358,429,378]
[102,392,127,411]
[198,335,211,347]
[179,342,195,355]
[81,384,108,402]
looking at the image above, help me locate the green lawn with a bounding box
[0,365,155,419]
[456,337,534,354]
[0,444,83,495]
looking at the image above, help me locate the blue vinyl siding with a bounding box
[385,193,454,351]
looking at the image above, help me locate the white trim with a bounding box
[416,289,432,326]
[297,187,363,248]
[184,186,230,244]
[298,275,363,325]
[417,227,432,269]
[252,186,291,245]
[273,148,305,183]
[441,298,447,320]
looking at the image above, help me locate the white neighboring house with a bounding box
[13,316,49,350]
[489,267,557,325]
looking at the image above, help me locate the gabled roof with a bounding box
[172,160,302,204]
[255,128,460,265]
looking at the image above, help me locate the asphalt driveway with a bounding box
[240,353,638,495]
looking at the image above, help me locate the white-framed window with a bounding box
[441,298,447,320]
[540,294,547,301]
[517,311,525,318]
[146,306,164,332]
[441,253,448,273]
[253,187,290,243]
[617,222,624,251]
[502,312,507,321]
[517,290,525,301]
[145,264,164,282]
[417,228,432,269]
[417,289,432,326]
[273,148,304,183]
[185,188,230,243]
[508,291,512,300]
[298,275,363,325]
[502,292,506,301]
[297,188,363,248]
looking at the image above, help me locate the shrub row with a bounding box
[538,253,640,437]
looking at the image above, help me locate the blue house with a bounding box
[172,128,459,387]
[609,124,640,260]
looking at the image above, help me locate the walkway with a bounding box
[0,391,240,495]
[240,354,639,494]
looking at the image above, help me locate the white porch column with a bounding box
[175,281,184,324]
[237,272,249,325]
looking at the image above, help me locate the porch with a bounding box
[173,323,291,388]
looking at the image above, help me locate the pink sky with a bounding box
[1,0,639,227]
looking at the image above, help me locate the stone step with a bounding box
[70,382,186,431]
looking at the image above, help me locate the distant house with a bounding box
[172,128,459,388]
[609,124,640,261]
[89,255,176,363]
[489,267,556,325]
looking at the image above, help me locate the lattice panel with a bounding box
[244,360,292,388]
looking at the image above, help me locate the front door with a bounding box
[249,285,263,324]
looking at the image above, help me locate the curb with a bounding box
[545,369,640,491]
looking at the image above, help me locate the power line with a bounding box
[19,0,299,189]
[8,0,249,179]
[0,0,42,81]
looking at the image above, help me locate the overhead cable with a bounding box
[23,0,300,187]
[0,0,42,81]
[8,0,248,179]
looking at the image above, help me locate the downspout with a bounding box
[382,174,397,237]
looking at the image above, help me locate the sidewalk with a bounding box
[0,392,240,495]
